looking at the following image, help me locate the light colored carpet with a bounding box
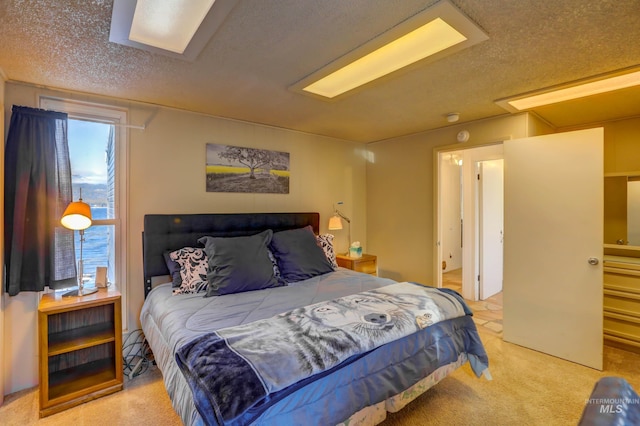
[0,366,181,426]
[382,332,640,426]
[1,330,639,425]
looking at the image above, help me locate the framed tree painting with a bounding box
[206,143,290,193]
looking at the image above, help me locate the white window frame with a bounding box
[40,96,129,329]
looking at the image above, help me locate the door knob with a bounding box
[587,257,599,265]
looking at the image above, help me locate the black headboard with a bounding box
[142,212,320,297]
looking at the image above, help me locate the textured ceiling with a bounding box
[1,0,639,143]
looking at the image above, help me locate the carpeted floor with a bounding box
[1,329,638,426]
[381,332,640,425]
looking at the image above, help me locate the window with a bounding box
[40,97,128,324]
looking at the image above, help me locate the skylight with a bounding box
[129,0,215,54]
[109,0,238,61]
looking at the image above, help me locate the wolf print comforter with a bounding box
[175,282,488,426]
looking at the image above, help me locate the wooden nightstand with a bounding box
[336,253,378,276]
[38,288,123,418]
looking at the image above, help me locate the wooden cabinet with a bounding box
[603,253,640,354]
[38,288,123,417]
[603,172,640,354]
[336,253,377,276]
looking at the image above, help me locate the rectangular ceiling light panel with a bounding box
[109,0,238,61]
[505,70,640,111]
[303,18,467,99]
[129,0,215,54]
[294,0,488,100]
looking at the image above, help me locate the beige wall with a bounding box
[439,152,462,273]
[559,116,640,174]
[0,71,5,405]
[3,81,368,393]
[598,118,640,174]
[365,113,547,285]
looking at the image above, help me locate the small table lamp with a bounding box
[60,194,98,297]
[328,202,351,255]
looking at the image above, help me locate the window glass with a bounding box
[68,119,115,287]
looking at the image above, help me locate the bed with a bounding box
[140,212,489,426]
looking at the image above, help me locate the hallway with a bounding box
[442,268,503,337]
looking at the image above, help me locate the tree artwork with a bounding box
[218,146,275,179]
[205,143,290,193]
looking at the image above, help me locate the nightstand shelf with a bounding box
[38,288,123,417]
[336,253,378,276]
[49,358,117,400]
[48,323,116,355]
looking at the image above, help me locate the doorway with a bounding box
[437,145,504,298]
[437,129,604,369]
[437,144,504,336]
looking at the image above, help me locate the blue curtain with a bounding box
[4,106,76,295]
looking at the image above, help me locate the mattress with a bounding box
[140,269,488,425]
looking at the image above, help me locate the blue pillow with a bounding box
[269,226,334,283]
[199,230,282,296]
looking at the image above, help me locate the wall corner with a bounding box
[1,70,6,405]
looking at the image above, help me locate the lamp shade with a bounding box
[328,215,343,230]
[61,200,92,230]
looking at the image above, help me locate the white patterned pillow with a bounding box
[169,247,209,295]
[267,249,284,285]
[316,233,338,270]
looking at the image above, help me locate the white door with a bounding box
[479,159,504,300]
[460,144,503,301]
[503,128,603,370]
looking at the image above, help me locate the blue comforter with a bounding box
[175,282,489,426]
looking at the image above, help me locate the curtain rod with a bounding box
[72,116,146,130]
[114,122,146,130]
